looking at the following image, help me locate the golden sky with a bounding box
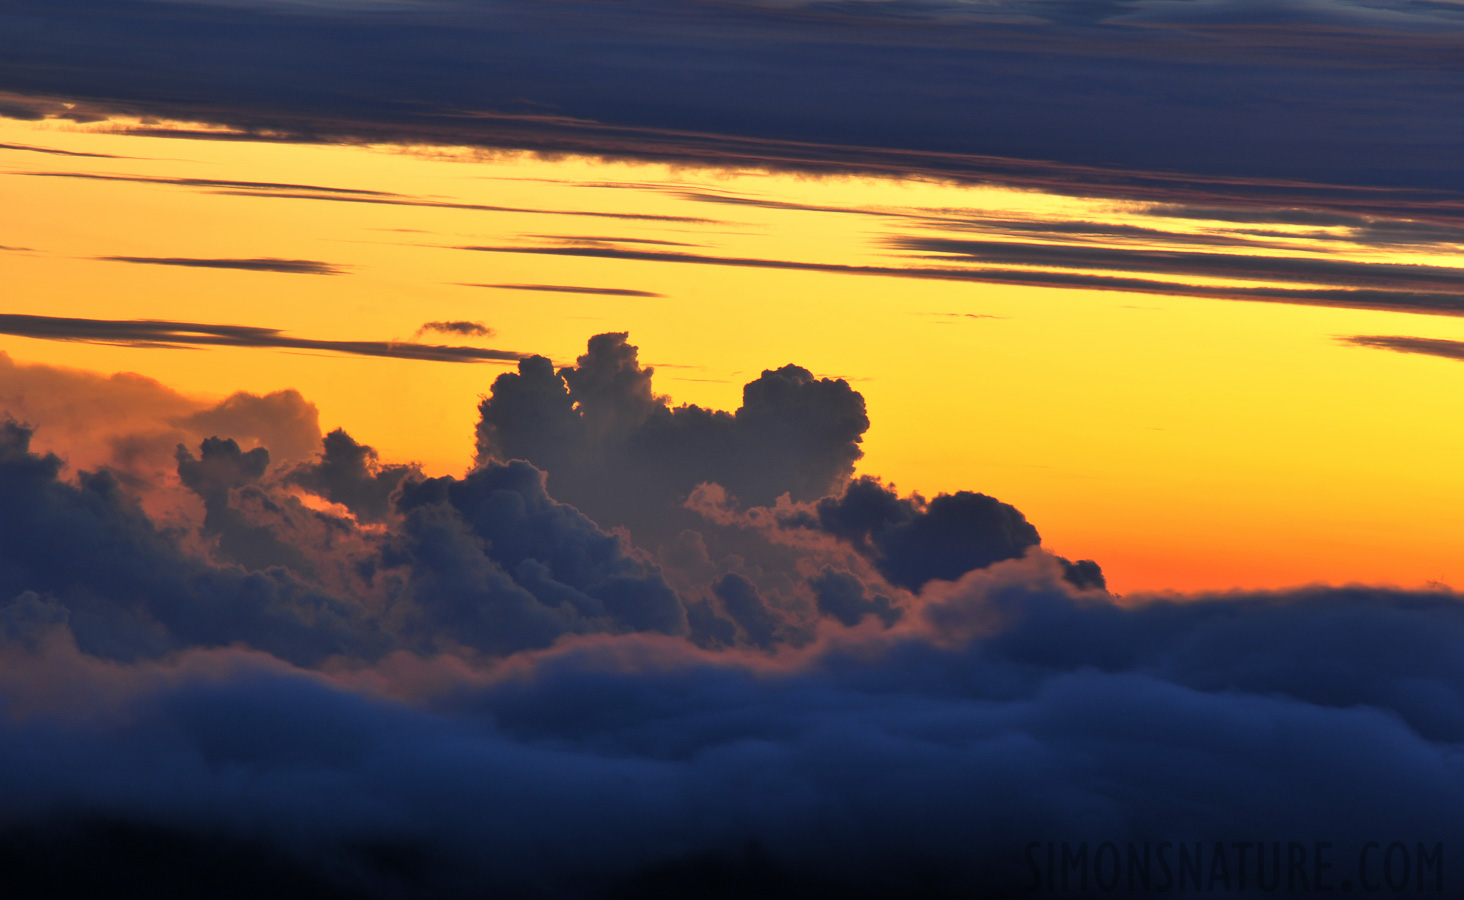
[5,115,1464,595]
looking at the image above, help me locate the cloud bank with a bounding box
[0,0,1460,199]
[0,334,1461,897]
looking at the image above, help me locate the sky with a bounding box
[2,1,1464,897]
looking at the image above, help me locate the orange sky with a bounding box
[4,115,1464,595]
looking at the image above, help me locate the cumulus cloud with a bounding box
[476,333,869,538]
[0,332,1456,897]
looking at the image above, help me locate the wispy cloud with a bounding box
[97,257,345,275]
[457,283,664,298]
[0,142,125,158]
[1340,335,1464,362]
[15,171,719,224]
[0,313,526,363]
[460,244,1464,315]
[890,236,1464,292]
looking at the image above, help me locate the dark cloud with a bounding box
[176,437,314,574]
[464,243,1464,316]
[5,572,1464,896]
[0,313,528,363]
[891,235,1464,293]
[793,476,1057,591]
[416,320,492,338]
[1340,334,1464,362]
[0,421,371,665]
[1,327,1463,896]
[475,333,869,539]
[288,428,416,523]
[98,256,344,275]
[18,171,393,195]
[0,0,1460,207]
[521,234,698,247]
[392,458,689,654]
[459,283,663,298]
[0,141,124,158]
[16,170,717,223]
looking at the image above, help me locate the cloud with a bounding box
[97,256,345,275]
[15,170,719,223]
[475,333,870,539]
[391,458,690,654]
[891,236,1464,293]
[0,141,125,158]
[458,283,663,298]
[1,0,1461,205]
[416,320,492,338]
[287,428,416,523]
[0,313,528,363]
[0,330,1463,895]
[18,171,394,195]
[1340,334,1464,362]
[464,243,1464,316]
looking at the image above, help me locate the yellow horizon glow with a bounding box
[4,115,1464,595]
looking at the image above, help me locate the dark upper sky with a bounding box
[2,0,1461,195]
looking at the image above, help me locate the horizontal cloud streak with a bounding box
[16,171,718,223]
[1341,334,1464,362]
[460,283,664,297]
[0,314,526,363]
[98,256,344,275]
[461,244,1464,316]
[892,236,1464,293]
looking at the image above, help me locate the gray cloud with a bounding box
[458,283,663,298]
[1340,334,1464,362]
[416,320,493,337]
[0,142,124,158]
[462,244,1464,316]
[98,256,344,275]
[891,235,1464,293]
[0,313,527,363]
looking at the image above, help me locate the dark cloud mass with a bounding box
[0,0,1460,198]
[475,332,870,538]
[0,334,1462,896]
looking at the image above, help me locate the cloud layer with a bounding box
[0,335,1460,897]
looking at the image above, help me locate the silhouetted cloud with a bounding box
[288,429,416,524]
[0,313,528,363]
[97,256,344,275]
[476,333,869,536]
[0,141,124,158]
[18,171,394,195]
[1341,334,1464,362]
[464,244,1464,315]
[892,235,1464,293]
[1,331,1463,896]
[16,170,718,223]
[459,283,663,298]
[416,320,492,338]
[1,0,1461,205]
[790,475,1057,591]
